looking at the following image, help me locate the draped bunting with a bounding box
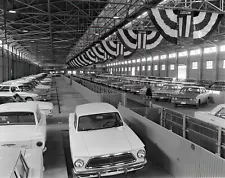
[91,46,105,60]
[178,13,192,37]
[148,8,178,44]
[137,32,147,49]
[86,50,97,63]
[146,31,163,50]
[81,54,92,65]
[192,11,223,44]
[100,40,117,58]
[117,29,137,50]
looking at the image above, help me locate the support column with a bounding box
[215,45,219,81]
[199,48,204,80]
[186,51,190,79]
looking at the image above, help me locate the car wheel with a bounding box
[206,98,209,104]
[25,97,33,101]
[155,98,159,101]
[174,103,177,108]
[196,100,200,109]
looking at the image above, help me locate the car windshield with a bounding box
[78,112,123,131]
[162,85,177,90]
[0,96,16,104]
[0,112,35,125]
[180,87,200,93]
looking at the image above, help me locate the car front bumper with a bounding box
[73,159,147,178]
[171,100,197,105]
[152,95,171,100]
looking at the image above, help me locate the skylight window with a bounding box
[147,56,152,61]
[204,47,216,54]
[160,55,167,59]
[169,53,176,58]
[137,59,140,63]
[153,56,159,60]
[190,49,201,56]
[142,58,146,62]
[178,51,187,57]
[128,60,131,64]
[132,59,136,63]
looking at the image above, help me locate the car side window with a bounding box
[36,108,41,123]
[11,86,17,92]
[74,114,77,128]
[0,86,10,91]
[215,108,225,119]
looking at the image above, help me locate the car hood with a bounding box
[35,85,51,90]
[174,92,199,98]
[27,101,53,110]
[0,125,36,141]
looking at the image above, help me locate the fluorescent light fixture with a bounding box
[30,40,34,42]
[9,10,16,13]
[22,30,28,33]
[113,16,119,19]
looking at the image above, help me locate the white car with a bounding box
[0,84,41,101]
[194,104,225,128]
[69,102,147,177]
[0,93,53,118]
[0,147,43,178]
[0,102,47,152]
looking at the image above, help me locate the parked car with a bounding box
[0,84,41,101]
[152,84,183,101]
[0,102,47,152]
[171,86,210,108]
[0,93,53,118]
[0,147,44,178]
[210,81,225,91]
[194,104,225,128]
[69,102,147,177]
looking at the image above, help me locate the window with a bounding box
[190,49,201,56]
[121,68,124,71]
[129,67,131,71]
[160,55,167,59]
[192,62,198,69]
[125,67,127,71]
[142,58,146,62]
[137,59,140,63]
[178,51,187,57]
[223,60,225,68]
[142,66,145,71]
[206,61,213,69]
[153,56,159,60]
[0,112,35,125]
[154,65,158,70]
[161,64,165,70]
[148,65,151,71]
[204,46,217,54]
[0,86,10,92]
[147,56,152,61]
[128,60,131,64]
[125,61,127,64]
[137,66,140,71]
[169,53,176,58]
[170,64,175,70]
[132,59,136,63]
[122,62,124,65]
[220,45,225,52]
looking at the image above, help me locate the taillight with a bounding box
[36,141,43,147]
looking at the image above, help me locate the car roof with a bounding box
[0,148,21,177]
[76,102,118,117]
[0,102,38,113]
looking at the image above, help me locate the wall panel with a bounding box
[188,55,201,80]
[202,53,217,81]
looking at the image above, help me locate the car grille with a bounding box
[86,153,136,169]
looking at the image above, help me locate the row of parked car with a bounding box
[0,73,55,178]
[73,74,214,109]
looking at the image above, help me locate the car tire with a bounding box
[206,98,209,104]
[25,97,34,101]
[174,103,177,108]
[196,100,200,109]
[155,98,159,101]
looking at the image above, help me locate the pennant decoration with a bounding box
[117,29,137,50]
[91,46,105,61]
[137,32,147,49]
[81,54,92,65]
[192,11,223,44]
[100,40,117,58]
[178,13,192,37]
[116,42,124,56]
[149,8,179,44]
[146,31,163,50]
[85,50,97,63]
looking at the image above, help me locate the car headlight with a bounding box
[172,97,177,100]
[74,159,84,168]
[137,149,146,158]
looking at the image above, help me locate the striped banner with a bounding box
[146,31,163,50]
[91,46,105,60]
[77,56,86,66]
[81,54,92,65]
[149,8,179,44]
[137,32,147,49]
[178,13,192,37]
[71,60,76,67]
[117,29,137,50]
[85,50,96,63]
[116,42,124,56]
[100,40,117,57]
[192,11,223,44]
[74,58,82,67]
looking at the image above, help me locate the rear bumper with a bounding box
[171,100,197,105]
[73,159,147,178]
[152,95,170,100]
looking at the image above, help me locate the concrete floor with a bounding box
[43,77,173,178]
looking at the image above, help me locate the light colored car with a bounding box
[0,84,41,101]
[0,93,53,118]
[194,104,225,128]
[0,147,43,178]
[171,86,210,108]
[0,102,47,152]
[69,102,147,177]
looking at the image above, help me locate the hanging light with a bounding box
[9,10,16,13]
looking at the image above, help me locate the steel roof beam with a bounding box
[48,0,54,62]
